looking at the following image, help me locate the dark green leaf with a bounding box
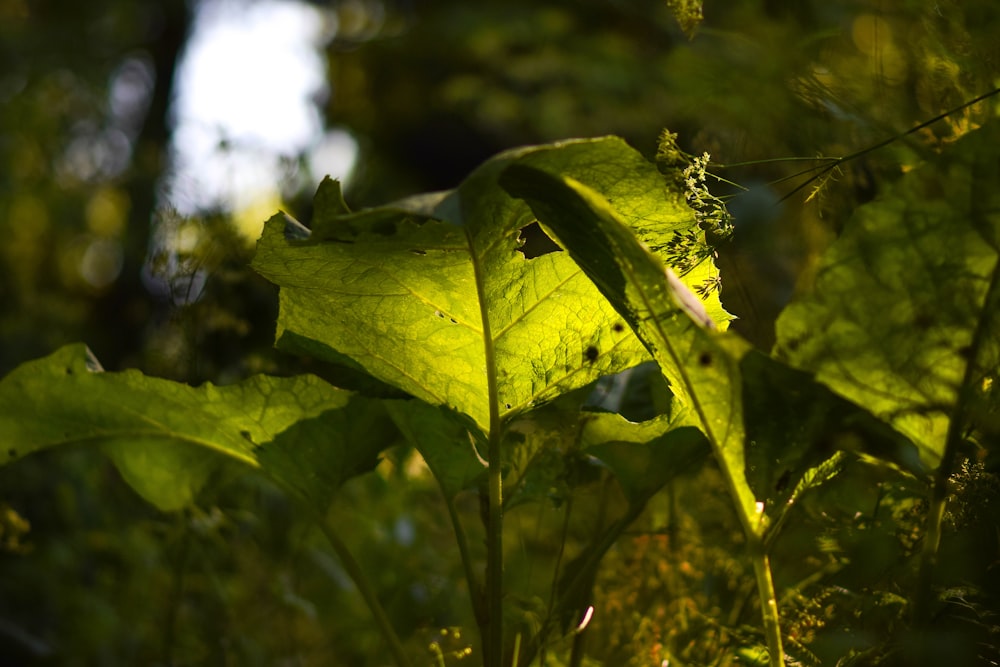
[385,400,486,499]
[740,348,925,510]
[582,410,708,508]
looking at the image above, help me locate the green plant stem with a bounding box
[315,514,413,667]
[486,427,504,667]
[709,435,785,666]
[520,504,641,667]
[913,255,1000,625]
[912,483,948,625]
[748,536,784,667]
[445,495,486,628]
[467,222,505,667]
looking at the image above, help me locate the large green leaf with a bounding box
[251,138,724,436]
[774,122,1000,470]
[501,162,761,532]
[739,349,922,522]
[0,344,397,511]
[385,400,486,500]
[582,410,708,509]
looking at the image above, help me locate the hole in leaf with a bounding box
[698,351,712,367]
[585,346,599,363]
[409,248,427,255]
[450,318,457,324]
[434,310,445,318]
[517,222,563,259]
[505,403,512,409]
[612,322,625,333]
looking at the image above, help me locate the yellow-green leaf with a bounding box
[252,138,707,435]
[774,122,1000,470]
[0,344,397,511]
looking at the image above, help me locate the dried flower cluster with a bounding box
[656,131,733,297]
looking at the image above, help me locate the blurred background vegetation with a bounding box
[1,0,998,664]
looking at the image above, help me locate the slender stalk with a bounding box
[547,495,574,618]
[314,514,413,667]
[911,483,948,625]
[486,427,504,667]
[913,243,1000,624]
[520,504,642,667]
[445,495,485,628]
[700,422,784,667]
[568,627,587,667]
[748,535,784,667]
[467,224,505,667]
[775,86,1000,203]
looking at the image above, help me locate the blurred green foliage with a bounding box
[1,0,999,664]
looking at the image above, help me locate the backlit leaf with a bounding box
[502,162,761,532]
[251,138,724,437]
[0,344,397,511]
[774,122,1000,470]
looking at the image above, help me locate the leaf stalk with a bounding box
[445,495,486,628]
[466,223,505,667]
[315,514,414,667]
[748,535,784,667]
[912,237,1000,626]
[486,426,504,667]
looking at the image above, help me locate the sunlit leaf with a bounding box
[502,161,760,532]
[0,344,397,511]
[251,138,724,436]
[774,122,1000,470]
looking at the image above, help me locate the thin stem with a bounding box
[748,535,784,667]
[547,495,574,617]
[538,491,577,667]
[445,495,486,630]
[520,503,643,667]
[697,426,784,667]
[712,454,784,666]
[913,209,1000,624]
[912,484,948,625]
[776,86,1000,203]
[719,156,842,168]
[568,627,587,667]
[486,428,504,667]
[467,224,505,667]
[314,513,413,667]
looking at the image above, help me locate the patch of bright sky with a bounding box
[167,0,357,229]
